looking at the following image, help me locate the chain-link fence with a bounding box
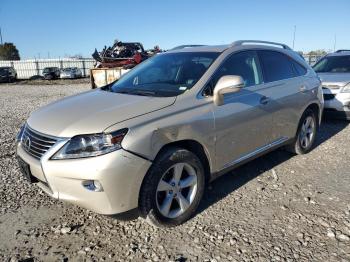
[0,58,95,79]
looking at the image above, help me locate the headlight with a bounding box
[16,124,25,142]
[341,83,350,93]
[52,129,128,160]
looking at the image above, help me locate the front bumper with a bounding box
[16,142,152,215]
[324,108,350,120]
[323,89,350,119]
[0,76,9,82]
[60,74,74,79]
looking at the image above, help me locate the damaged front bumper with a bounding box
[16,142,152,215]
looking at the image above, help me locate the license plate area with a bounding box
[17,157,38,183]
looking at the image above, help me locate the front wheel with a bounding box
[286,109,318,154]
[139,147,205,227]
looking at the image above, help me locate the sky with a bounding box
[0,0,349,59]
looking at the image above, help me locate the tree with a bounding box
[0,42,20,60]
[307,49,327,56]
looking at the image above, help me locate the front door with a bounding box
[209,50,274,171]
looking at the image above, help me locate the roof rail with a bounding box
[170,45,205,50]
[335,49,350,53]
[232,40,292,50]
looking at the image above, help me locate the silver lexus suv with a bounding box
[16,40,323,227]
[313,50,350,120]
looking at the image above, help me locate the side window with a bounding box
[203,51,263,96]
[291,60,307,76]
[259,50,295,82]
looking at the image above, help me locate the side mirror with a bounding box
[213,75,245,106]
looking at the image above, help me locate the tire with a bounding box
[139,147,205,228]
[286,109,318,155]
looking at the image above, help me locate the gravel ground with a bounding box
[9,78,90,86]
[0,83,350,262]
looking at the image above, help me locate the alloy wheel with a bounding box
[299,116,315,149]
[156,163,198,219]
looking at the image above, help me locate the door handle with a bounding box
[260,96,270,105]
[300,85,307,93]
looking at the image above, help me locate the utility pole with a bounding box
[333,34,337,52]
[292,25,296,49]
[0,26,3,45]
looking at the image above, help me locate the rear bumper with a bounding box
[16,142,152,215]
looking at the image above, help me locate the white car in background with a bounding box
[313,50,350,120]
[60,67,83,79]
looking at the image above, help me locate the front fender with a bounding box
[105,98,216,171]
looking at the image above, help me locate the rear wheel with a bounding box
[139,147,205,227]
[286,109,317,154]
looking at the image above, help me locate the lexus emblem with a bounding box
[23,136,31,150]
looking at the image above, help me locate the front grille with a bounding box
[21,125,58,160]
[323,94,336,100]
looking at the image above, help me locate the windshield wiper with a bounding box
[116,89,157,96]
[132,90,157,96]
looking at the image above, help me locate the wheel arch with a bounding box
[289,102,321,140]
[304,103,321,127]
[151,139,211,182]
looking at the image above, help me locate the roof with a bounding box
[167,40,293,53]
[167,45,230,53]
[327,50,350,57]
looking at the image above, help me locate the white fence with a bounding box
[0,58,95,79]
[0,55,324,80]
[303,55,323,66]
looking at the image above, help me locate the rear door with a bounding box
[258,50,309,141]
[210,50,274,171]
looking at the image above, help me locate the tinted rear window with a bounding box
[259,50,295,82]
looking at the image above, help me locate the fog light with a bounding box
[82,180,104,192]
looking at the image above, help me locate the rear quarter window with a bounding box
[258,50,295,82]
[291,60,307,76]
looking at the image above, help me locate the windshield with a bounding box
[313,55,350,73]
[108,52,219,97]
[62,68,72,72]
[43,68,53,73]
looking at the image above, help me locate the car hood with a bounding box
[27,89,176,137]
[317,73,350,87]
